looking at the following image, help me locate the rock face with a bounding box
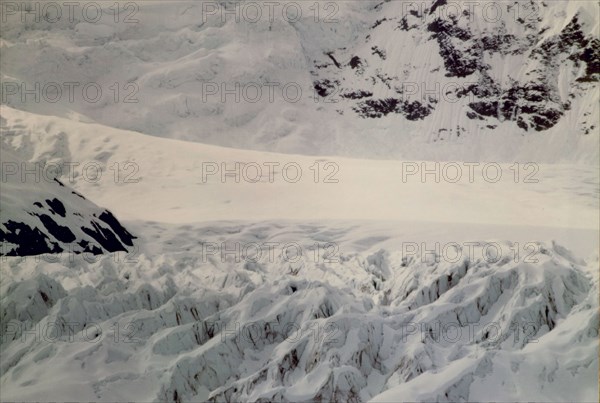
[310,0,599,136]
[0,148,135,256]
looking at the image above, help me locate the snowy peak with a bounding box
[0,148,135,256]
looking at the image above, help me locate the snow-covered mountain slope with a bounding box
[0,102,597,401]
[1,0,598,161]
[0,1,598,401]
[311,0,599,131]
[0,148,135,256]
[1,106,598,257]
[1,222,597,402]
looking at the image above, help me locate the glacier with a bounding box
[0,0,598,401]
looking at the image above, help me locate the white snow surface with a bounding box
[0,0,598,162]
[1,221,598,402]
[0,103,598,401]
[0,0,599,401]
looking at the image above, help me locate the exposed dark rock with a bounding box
[341,90,373,100]
[313,79,339,97]
[348,56,362,69]
[354,98,433,120]
[81,220,130,253]
[98,211,136,247]
[45,198,66,217]
[36,214,76,243]
[1,162,135,256]
[371,46,386,60]
[78,239,103,254]
[372,18,387,29]
[309,2,597,131]
[429,0,447,15]
[0,220,62,256]
[577,38,600,82]
[326,52,341,68]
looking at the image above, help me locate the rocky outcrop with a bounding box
[0,149,135,256]
[311,0,599,133]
